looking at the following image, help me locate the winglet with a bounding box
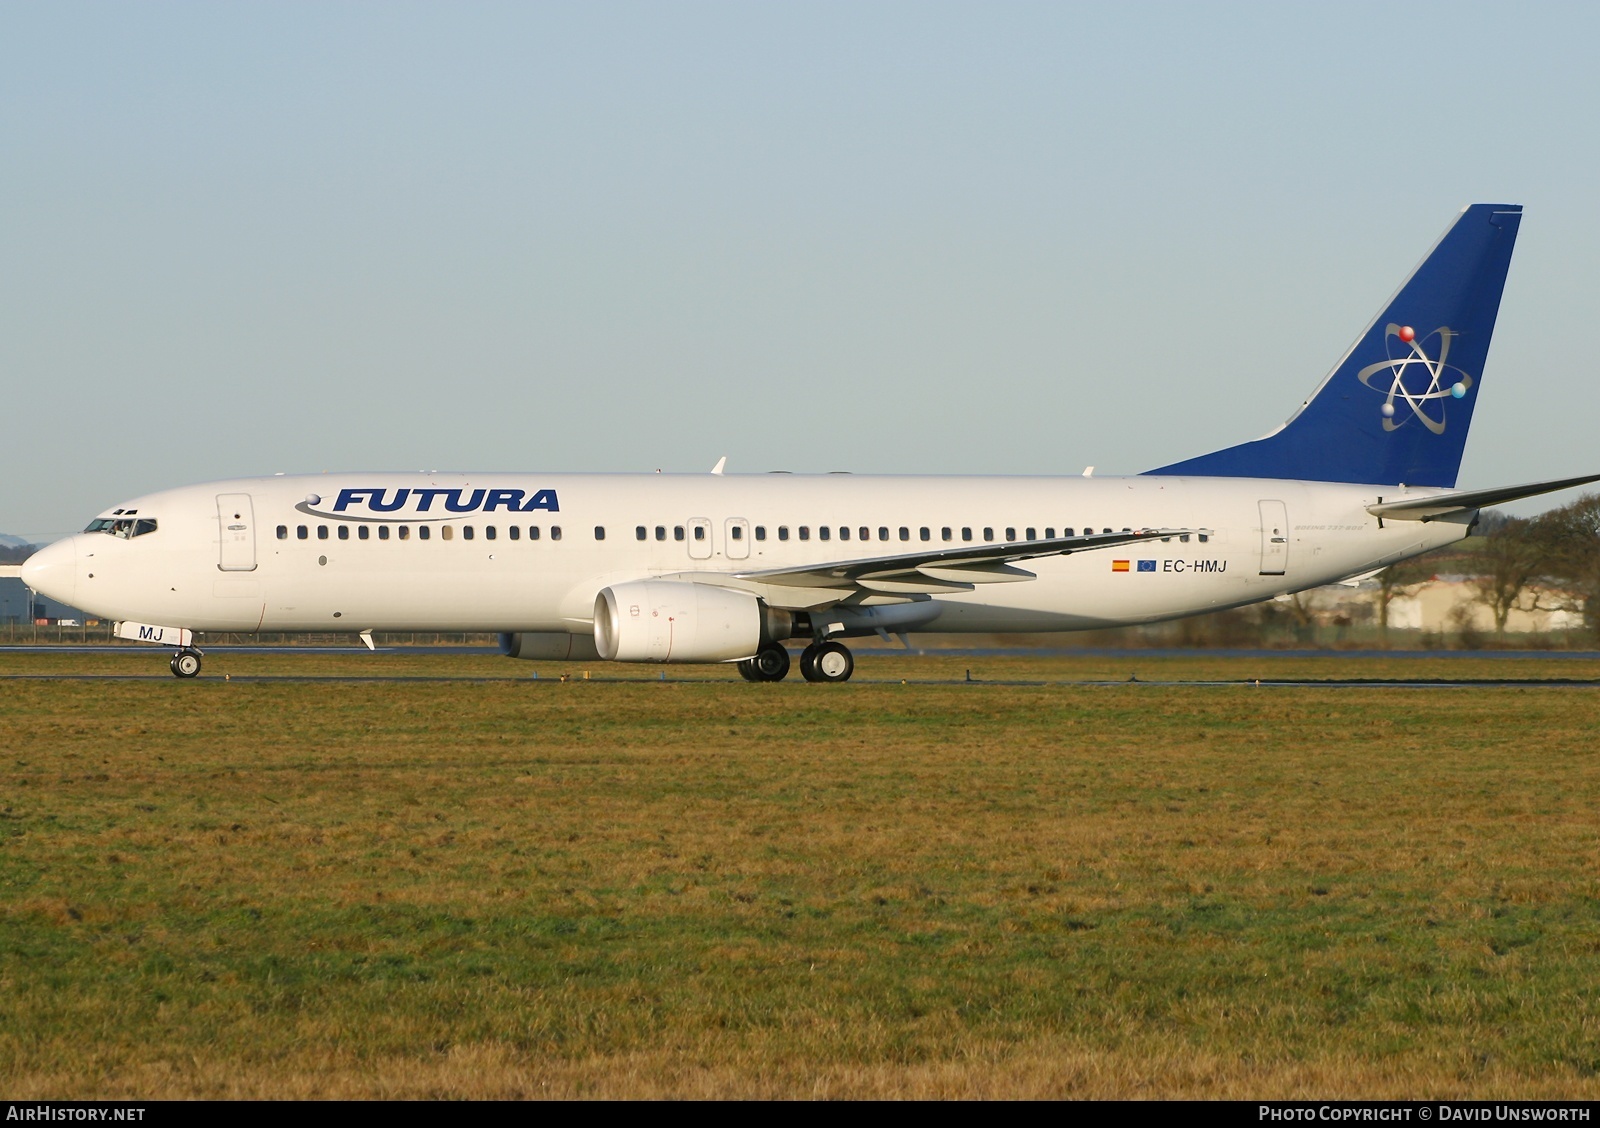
[710,456,727,475]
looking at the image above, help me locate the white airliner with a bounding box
[22,204,1599,681]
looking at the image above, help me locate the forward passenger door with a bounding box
[216,493,257,572]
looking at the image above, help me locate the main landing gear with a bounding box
[169,647,203,679]
[799,640,854,683]
[736,640,856,683]
[737,644,791,682]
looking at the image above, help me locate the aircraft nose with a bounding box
[21,537,76,606]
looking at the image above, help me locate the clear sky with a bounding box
[4,1,1598,536]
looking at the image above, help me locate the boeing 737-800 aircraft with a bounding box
[23,204,1600,680]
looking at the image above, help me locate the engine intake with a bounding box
[594,581,766,663]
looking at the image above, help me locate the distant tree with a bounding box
[0,543,36,565]
[1468,516,1546,641]
[1284,590,1319,642]
[1374,555,1438,646]
[1474,508,1513,537]
[1526,493,1600,636]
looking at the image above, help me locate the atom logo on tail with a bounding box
[1356,324,1473,434]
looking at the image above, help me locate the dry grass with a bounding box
[3,649,1600,1098]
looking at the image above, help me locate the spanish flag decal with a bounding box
[1111,560,1130,572]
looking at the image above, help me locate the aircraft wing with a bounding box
[704,528,1194,603]
[1365,472,1600,521]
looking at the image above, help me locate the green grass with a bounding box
[3,650,1600,1097]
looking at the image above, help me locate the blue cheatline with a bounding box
[1145,203,1521,488]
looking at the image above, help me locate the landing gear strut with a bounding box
[799,640,854,683]
[737,644,791,682]
[170,647,202,679]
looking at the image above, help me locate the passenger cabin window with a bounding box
[692,526,703,541]
[778,526,790,541]
[919,527,930,541]
[674,526,685,541]
[378,526,390,540]
[1045,527,1055,539]
[529,526,541,540]
[418,526,430,541]
[859,526,870,541]
[941,527,952,541]
[398,526,410,540]
[961,527,972,542]
[838,527,848,541]
[1064,527,1074,537]
[442,526,454,541]
[486,526,497,540]
[878,527,888,541]
[509,526,520,541]
[1026,528,1036,540]
[594,526,605,540]
[731,526,742,540]
[317,526,328,540]
[276,525,288,540]
[463,526,474,540]
[656,526,666,541]
[297,525,308,540]
[983,527,993,541]
[819,527,831,541]
[755,527,766,541]
[899,527,910,541]
[338,525,350,540]
[1005,527,1016,541]
[799,526,810,541]
[636,526,647,541]
[551,526,562,540]
[359,526,370,540]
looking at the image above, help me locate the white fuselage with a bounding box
[29,472,1467,639]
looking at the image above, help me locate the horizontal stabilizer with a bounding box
[1366,472,1600,521]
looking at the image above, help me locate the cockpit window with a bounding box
[87,517,158,539]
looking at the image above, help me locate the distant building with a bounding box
[1293,576,1584,636]
[0,577,92,625]
[1385,577,1582,634]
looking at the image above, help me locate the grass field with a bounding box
[4,648,1600,1098]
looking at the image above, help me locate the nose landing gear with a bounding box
[170,647,203,679]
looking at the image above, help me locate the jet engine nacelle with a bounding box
[594,580,763,663]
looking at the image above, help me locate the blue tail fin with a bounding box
[1145,204,1522,487]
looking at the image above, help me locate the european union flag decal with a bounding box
[1137,559,1157,572]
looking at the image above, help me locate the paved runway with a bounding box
[5,644,1597,688]
[5,644,1600,658]
[5,672,1600,688]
